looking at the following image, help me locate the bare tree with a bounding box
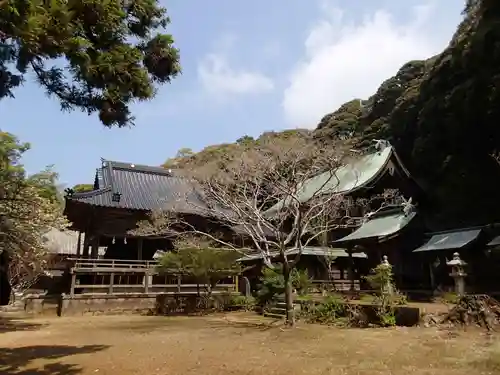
[134,135,374,325]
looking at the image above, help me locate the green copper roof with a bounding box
[413,229,481,252]
[335,209,416,244]
[237,247,367,262]
[266,146,394,215]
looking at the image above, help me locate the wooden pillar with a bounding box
[177,275,181,293]
[144,271,149,294]
[82,233,90,258]
[90,235,99,259]
[109,272,114,295]
[428,262,435,291]
[137,238,143,260]
[76,232,82,257]
[70,272,76,297]
[348,247,355,291]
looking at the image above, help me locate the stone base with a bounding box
[60,294,158,316]
[24,292,239,316]
[23,293,161,316]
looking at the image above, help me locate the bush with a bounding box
[293,269,312,296]
[229,295,256,311]
[440,292,460,305]
[363,262,406,326]
[255,266,312,306]
[298,293,350,325]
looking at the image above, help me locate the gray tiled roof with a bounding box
[66,160,210,213]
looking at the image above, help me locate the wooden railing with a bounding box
[66,258,238,297]
[67,258,159,273]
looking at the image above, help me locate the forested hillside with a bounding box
[318,0,500,227]
[163,0,500,229]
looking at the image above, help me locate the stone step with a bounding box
[263,312,285,319]
[268,307,286,315]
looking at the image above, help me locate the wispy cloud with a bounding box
[197,34,274,97]
[198,53,274,96]
[282,0,460,128]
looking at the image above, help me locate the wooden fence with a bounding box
[66,258,237,297]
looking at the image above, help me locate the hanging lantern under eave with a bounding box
[112,192,121,202]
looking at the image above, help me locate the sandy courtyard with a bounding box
[1,312,500,375]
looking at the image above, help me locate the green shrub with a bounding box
[256,267,284,306]
[255,266,312,305]
[229,295,256,310]
[364,262,405,326]
[441,292,460,305]
[300,294,347,324]
[292,269,312,296]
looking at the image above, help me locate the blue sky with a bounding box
[1,0,465,187]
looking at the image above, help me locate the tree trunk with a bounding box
[283,262,295,326]
[0,252,11,305]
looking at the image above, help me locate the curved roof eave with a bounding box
[265,146,396,215]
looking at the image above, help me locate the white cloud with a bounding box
[282,1,460,128]
[198,53,274,96]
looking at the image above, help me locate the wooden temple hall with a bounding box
[62,160,238,297]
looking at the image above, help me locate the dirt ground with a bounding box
[1,312,500,375]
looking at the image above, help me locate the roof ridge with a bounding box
[103,160,173,176]
[70,187,112,199]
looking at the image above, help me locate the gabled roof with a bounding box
[266,142,411,215]
[334,205,417,245]
[413,228,482,253]
[65,160,208,213]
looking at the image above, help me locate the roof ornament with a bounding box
[401,196,415,216]
[373,139,390,151]
[64,187,74,197]
[362,211,375,223]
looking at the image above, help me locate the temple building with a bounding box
[61,160,239,298]
[240,141,427,291]
[63,160,231,261]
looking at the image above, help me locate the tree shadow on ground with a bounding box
[0,345,109,374]
[0,317,44,333]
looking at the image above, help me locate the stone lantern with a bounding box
[446,252,467,296]
[380,255,393,296]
